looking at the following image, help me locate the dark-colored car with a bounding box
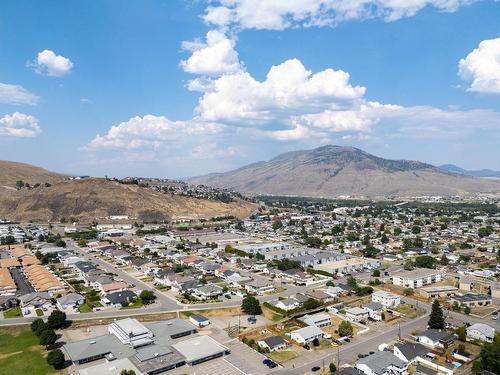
[358,353,368,359]
[268,362,278,368]
[263,359,271,365]
[311,366,321,372]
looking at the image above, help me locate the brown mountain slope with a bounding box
[0,178,256,222]
[189,145,500,198]
[0,160,65,188]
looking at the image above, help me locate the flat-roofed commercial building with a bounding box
[315,257,380,275]
[172,335,230,365]
[108,318,154,348]
[450,293,492,308]
[392,268,443,288]
[420,286,458,299]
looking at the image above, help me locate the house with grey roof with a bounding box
[258,336,287,352]
[467,323,495,343]
[355,350,408,375]
[191,283,223,300]
[416,329,455,349]
[290,325,327,344]
[56,293,85,310]
[393,342,429,364]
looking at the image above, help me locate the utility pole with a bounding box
[398,321,401,341]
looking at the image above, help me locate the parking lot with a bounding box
[10,267,34,296]
[224,339,274,374]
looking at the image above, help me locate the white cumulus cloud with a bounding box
[86,114,222,150]
[0,112,41,138]
[0,83,39,105]
[29,49,73,77]
[203,0,476,30]
[194,58,366,126]
[459,37,500,94]
[181,30,242,76]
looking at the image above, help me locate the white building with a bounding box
[303,313,331,328]
[467,323,495,343]
[345,307,370,322]
[392,269,443,288]
[371,290,401,308]
[108,318,153,348]
[290,325,326,344]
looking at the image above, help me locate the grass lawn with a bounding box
[267,350,298,363]
[3,306,22,318]
[77,303,94,313]
[0,327,63,375]
[395,304,426,319]
[121,299,144,309]
[35,309,44,316]
[311,338,334,350]
[139,276,153,282]
[262,305,284,322]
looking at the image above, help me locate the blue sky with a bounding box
[1,0,499,178]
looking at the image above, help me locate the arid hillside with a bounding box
[0,164,256,222]
[0,160,65,188]
[190,145,500,198]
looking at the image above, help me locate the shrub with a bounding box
[47,349,65,369]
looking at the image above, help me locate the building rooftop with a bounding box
[171,335,228,363]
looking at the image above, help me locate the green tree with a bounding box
[403,260,414,270]
[139,290,156,305]
[464,305,471,315]
[48,310,67,329]
[78,238,87,247]
[120,371,136,375]
[338,321,353,337]
[241,295,262,315]
[403,288,414,296]
[428,300,445,329]
[440,254,449,265]
[35,321,50,337]
[415,255,436,269]
[303,298,321,310]
[372,269,380,277]
[39,329,57,347]
[329,363,337,373]
[456,326,467,341]
[31,318,45,333]
[272,220,283,231]
[47,349,65,369]
[312,338,320,346]
[15,180,25,189]
[473,333,500,374]
[346,276,358,289]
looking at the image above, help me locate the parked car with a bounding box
[311,366,321,372]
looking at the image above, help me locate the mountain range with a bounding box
[438,164,500,178]
[189,145,500,198]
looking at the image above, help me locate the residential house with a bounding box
[303,313,332,328]
[102,290,137,308]
[365,302,384,321]
[191,284,223,300]
[258,336,287,352]
[290,325,326,344]
[416,329,455,349]
[467,323,495,343]
[57,293,85,310]
[245,279,275,295]
[355,350,408,375]
[345,307,370,322]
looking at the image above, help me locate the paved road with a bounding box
[273,312,430,375]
